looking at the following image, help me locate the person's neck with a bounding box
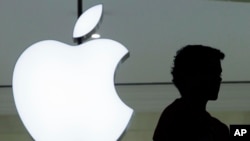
[180,97,208,111]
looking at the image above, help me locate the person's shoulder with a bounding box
[159,98,190,124]
[153,99,192,141]
[210,115,228,126]
[207,115,230,140]
[209,115,229,132]
[160,99,182,116]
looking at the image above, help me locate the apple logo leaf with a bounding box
[73,4,103,40]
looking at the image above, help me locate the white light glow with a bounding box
[12,4,133,141]
[13,39,133,141]
[91,33,101,38]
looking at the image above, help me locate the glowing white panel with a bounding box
[12,4,133,141]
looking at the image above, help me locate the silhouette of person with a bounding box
[153,45,229,141]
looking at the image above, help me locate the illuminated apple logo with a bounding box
[12,4,133,141]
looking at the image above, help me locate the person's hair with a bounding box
[171,45,225,90]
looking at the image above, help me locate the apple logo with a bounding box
[12,4,133,141]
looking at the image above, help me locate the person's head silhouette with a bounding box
[171,45,225,102]
[153,45,229,141]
